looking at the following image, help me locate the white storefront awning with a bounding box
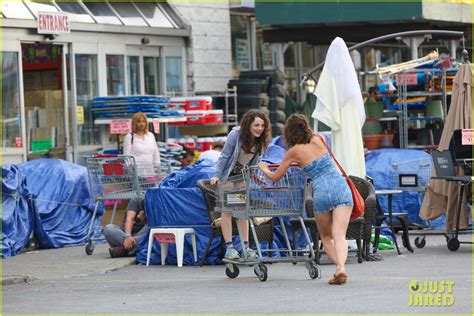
[1,1,184,30]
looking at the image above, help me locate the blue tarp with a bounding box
[1,159,102,258]
[2,165,39,258]
[365,149,439,227]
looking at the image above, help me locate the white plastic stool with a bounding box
[146,228,197,267]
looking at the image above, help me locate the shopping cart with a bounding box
[85,154,167,255]
[391,157,432,192]
[215,164,321,282]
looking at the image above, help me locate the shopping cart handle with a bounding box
[267,163,300,168]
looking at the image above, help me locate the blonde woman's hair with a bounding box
[131,112,148,134]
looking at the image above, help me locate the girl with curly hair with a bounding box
[210,109,272,260]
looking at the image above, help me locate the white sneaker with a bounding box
[224,247,240,260]
[243,248,257,259]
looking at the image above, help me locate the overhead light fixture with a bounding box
[141,37,150,45]
[44,34,56,41]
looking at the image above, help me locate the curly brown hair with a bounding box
[284,113,313,148]
[239,109,272,154]
[131,112,148,134]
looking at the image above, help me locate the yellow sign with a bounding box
[76,106,84,125]
[408,279,455,306]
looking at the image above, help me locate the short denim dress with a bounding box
[302,153,353,214]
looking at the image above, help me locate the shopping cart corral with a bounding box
[85,154,167,255]
[215,165,320,282]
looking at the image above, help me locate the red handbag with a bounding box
[319,136,365,220]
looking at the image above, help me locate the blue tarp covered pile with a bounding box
[1,159,102,258]
[365,148,444,228]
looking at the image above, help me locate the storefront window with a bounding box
[256,30,274,70]
[144,57,160,95]
[106,55,125,96]
[165,57,182,94]
[75,54,99,145]
[127,56,140,95]
[2,52,22,149]
[231,15,251,76]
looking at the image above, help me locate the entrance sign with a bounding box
[38,12,70,35]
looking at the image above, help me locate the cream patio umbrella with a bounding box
[420,63,472,232]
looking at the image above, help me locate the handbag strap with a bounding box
[317,134,348,178]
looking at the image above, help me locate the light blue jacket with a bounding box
[213,126,261,180]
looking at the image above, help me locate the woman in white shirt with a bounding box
[123,112,160,171]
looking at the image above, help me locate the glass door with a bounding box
[2,47,25,164]
[21,42,70,160]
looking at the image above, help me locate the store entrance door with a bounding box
[22,42,71,161]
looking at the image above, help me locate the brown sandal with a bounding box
[329,272,347,285]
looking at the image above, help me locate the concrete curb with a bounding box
[2,257,136,286]
[2,275,37,286]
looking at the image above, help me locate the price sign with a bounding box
[152,119,161,134]
[76,106,84,125]
[461,129,473,145]
[110,119,131,134]
[396,73,418,86]
[15,137,23,148]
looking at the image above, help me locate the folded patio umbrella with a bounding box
[419,63,472,231]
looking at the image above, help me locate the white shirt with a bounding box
[123,132,160,168]
[197,150,221,163]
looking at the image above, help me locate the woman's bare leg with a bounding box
[221,212,233,243]
[315,212,337,263]
[238,218,249,242]
[221,214,249,243]
[331,205,352,274]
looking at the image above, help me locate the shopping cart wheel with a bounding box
[447,237,460,252]
[414,236,426,249]
[307,261,320,279]
[225,264,240,279]
[85,241,95,255]
[254,264,268,282]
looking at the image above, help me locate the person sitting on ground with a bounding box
[104,196,148,258]
[180,148,195,168]
[197,141,224,163]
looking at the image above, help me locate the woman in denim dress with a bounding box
[210,109,272,260]
[259,114,353,285]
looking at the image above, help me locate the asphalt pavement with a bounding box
[2,234,472,314]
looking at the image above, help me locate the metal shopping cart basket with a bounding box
[85,154,167,255]
[391,157,432,192]
[215,164,321,282]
